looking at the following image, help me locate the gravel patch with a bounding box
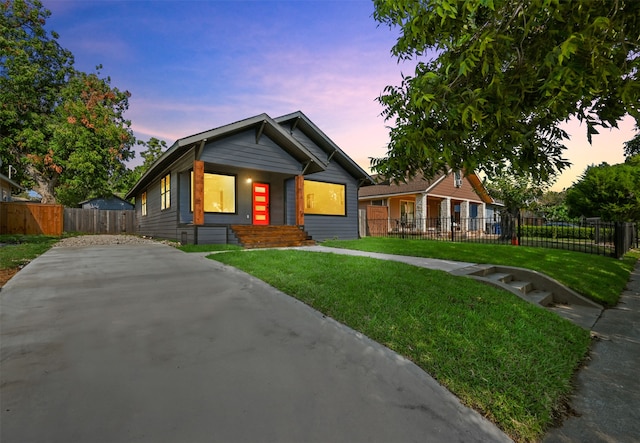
[55,234,179,248]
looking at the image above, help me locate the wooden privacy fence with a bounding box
[64,208,136,234]
[0,202,64,236]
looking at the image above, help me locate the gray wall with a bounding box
[288,127,360,241]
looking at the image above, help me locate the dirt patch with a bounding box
[0,267,20,288]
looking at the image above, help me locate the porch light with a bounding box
[246,177,252,184]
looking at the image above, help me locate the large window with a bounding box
[304,180,345,216]
[141,191,147,216]
[161,174,171,210]
[191,172,236,213]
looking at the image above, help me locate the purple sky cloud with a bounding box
[44,0,634,191]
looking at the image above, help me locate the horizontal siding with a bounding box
[196,226,228,244]
[200,132,301,175]
[136,171,180,241]
[431,175,484,202]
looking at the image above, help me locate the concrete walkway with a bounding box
[1,243,511,443]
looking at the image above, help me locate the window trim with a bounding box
[303,179,347,216]
[141,191,147,216]
[161,174,171,210]
[190,170,237,214]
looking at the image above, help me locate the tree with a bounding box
[623,128,640,158]
[121,137,168,191]
[533,190,573,222]
[484,168,548,239]
[566,156,640,222]
[372,0,640,182]
[1,0,135,205]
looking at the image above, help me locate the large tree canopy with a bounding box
[566,156,640,222]
[372,0,640,181]
[1,0,135,205]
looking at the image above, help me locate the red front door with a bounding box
[252,183,269,225]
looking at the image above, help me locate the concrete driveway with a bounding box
[1,243,511,443]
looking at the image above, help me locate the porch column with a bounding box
[440,198,450,232]
[479,203,486,233]
[416,192,427,232]
[193,160,204,226]
[295,175,304,226]
[460,200,469,232]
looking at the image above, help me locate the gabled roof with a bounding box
[275,111,374,185]
[359,170,495,204]
[359,172,447,198]
[126,112,355,199]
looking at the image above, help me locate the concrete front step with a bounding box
[452,264,603,329]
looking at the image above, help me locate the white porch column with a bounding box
[479,203,486,233]
[416,193,427,232]
[440,198,451,232]
[460,200,469,232]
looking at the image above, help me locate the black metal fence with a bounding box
[362,215,639,259]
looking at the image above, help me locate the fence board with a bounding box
[0,202,63,236]
[63,208,137,234]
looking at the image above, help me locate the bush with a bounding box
[520,225,614,241]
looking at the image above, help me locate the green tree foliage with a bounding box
[372,0,640,182]
[623,128,640,158]
[566,156,640,222]
[122,137,168,190]
[484,169,548,238]
[533,190,573,221]
[1,0,135,205]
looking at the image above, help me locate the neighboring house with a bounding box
[125,111,373,245]
[79,195,134,210]
[0,172,22,202]
[358,170,500,235]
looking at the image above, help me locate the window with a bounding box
[161,174,171,210]
[304,180,345,215]
[191,172,236,213]
[141,192,147,216]
[453,171,463,188]
[400,200,415,223]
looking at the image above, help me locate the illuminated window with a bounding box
[304,180,345,215]
[141,192,147,216]
[161,174,171,210]
[191,172,236,213]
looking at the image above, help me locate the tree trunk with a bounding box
[25,163,58,204]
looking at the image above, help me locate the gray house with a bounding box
[125,111,373,245]
[79,195,134,210]
[0,172,22,202]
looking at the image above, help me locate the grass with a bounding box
[321,237,639,307]
[177,243,243,253]
[0,234,60,270]
[211,249,591,442]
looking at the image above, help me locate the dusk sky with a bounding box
[45,0,636,191]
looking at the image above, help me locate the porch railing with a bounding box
[361,215,638,259]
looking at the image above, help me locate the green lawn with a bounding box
[177,243,243,253]
[211,249,591,442]
[0,235,59,270]
[321,237,639,307]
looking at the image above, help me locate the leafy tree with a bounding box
[623,128,640,158]
[1,0,135,205]
[121,137,168,191]
[566,156,640,222]
[533,190,573,222]
[484,169,548,239]
[372,0,640,182]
